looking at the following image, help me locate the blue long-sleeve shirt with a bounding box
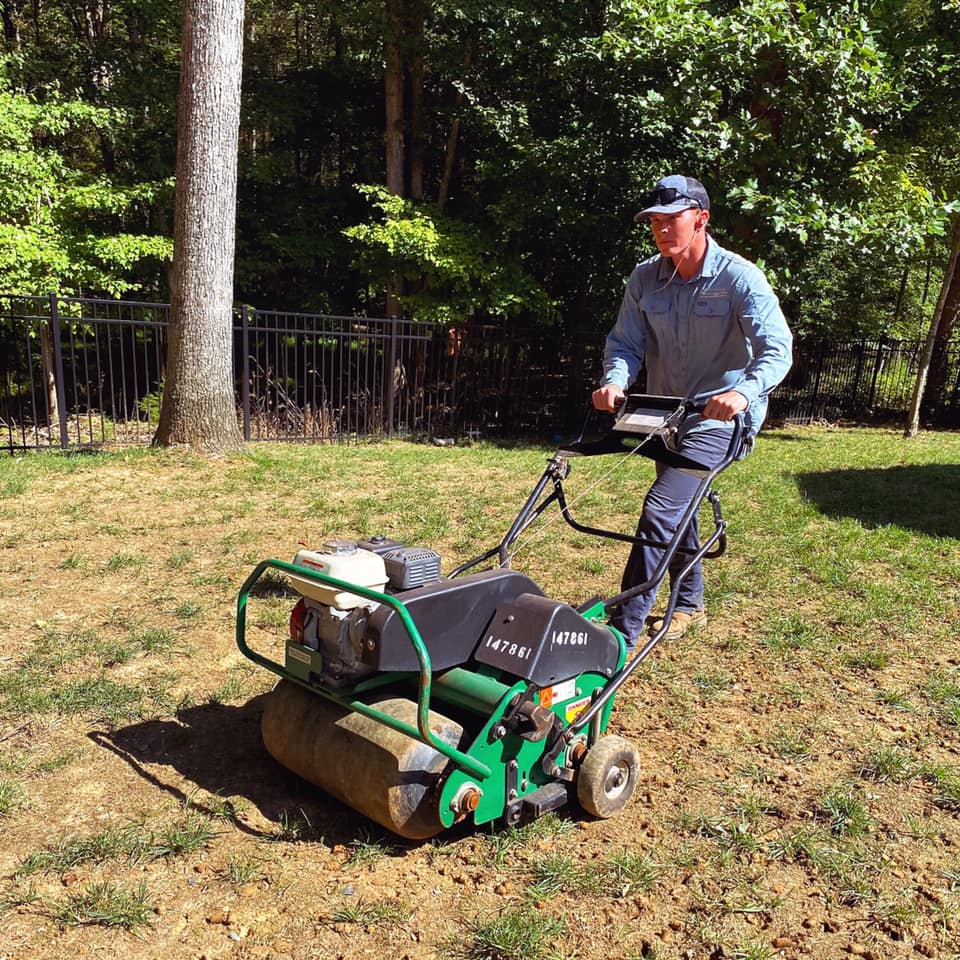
[602,237,793,436]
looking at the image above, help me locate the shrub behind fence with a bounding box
[1,294,958,452]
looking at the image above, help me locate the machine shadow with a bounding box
[795,464,960,539]
[91,695,402,848]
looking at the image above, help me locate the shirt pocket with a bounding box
[642,292,674,348]
[643,291,672,316]
[693,296,731,318]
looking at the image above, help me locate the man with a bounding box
[593,174,792,646]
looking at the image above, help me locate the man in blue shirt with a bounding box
[593,174,793,646]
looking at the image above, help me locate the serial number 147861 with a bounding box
[483,635,532,660]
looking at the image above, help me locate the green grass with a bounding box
[131,625,178,656]
[449,904,565,960]
[0,621,180,725]
[50,879,154,930]
[222,853,266,885]
[842,646,891,671]
[672,808,764,859]
[269,808,313,842]
[207,672,248,704]
[17,822,148,875]
[480,813,575,867]
[0,777,25,816]
[607,849,661,895]
[344,830,396,866]
[924,671,960,729]
[768,723,817,761]
[817,783,873,838]
[16,813,216,876]
[759,612,826,655]
[326,896,409,926]
[105,551,146,572]
[527,851,602,899]
[857,744,916,783]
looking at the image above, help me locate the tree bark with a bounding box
[407,0,425,201]
[384,0,405,317]
[904,213,960,438]
[156,0,244,453]
[438,49,470,213]
[39,322,58,428]
[1,0,23,44]
[922,249,960,414]
[384,0,404,197]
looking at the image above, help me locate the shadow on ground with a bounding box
[91,695,388,848]
[796,464,960,539]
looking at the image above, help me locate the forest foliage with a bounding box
[1,0,959,341]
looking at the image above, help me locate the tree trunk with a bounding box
[155,0,244,453]
[384,0,405,317]
[904,213,960,438]
[384,0,404,197]
[1,0,23,44]
[407,0,426,201]
[922,250,960,415]
[438,49,470,213]
[39,321,58,428]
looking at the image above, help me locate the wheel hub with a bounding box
[603,762,629,799]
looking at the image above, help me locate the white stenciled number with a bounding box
[485,637,533,660]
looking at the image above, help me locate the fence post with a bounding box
[48,294,70,450]
[387,315,397,439]
[240,304,251,441]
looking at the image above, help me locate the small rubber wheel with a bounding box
[576,735,640,819]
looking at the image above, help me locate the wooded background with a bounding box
[1,1,959,367]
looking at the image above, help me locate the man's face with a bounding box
[648,208,703,258]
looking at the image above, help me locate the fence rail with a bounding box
[2,294,958,452]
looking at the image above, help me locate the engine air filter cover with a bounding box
[383,546,442,589]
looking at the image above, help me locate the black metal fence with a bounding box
[2,293,958,452]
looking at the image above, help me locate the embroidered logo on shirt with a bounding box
[695,290,729,311]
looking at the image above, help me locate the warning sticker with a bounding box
[540,678,576,708]
[564,696,591,725]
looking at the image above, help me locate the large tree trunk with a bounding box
[905,213,960,438]
[156,0,243,453]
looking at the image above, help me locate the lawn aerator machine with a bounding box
[236,395,745,839]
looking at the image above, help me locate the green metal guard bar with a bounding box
[236,558,492,781]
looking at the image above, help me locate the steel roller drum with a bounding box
[261,679,465,839]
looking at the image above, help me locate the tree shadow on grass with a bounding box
[795,464,960,540]
[90,696,394,848]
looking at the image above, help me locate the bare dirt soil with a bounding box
[2,438,960,960]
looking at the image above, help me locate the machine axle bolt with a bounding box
[452,785,482,815]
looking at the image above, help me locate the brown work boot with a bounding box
[648,609,707,640]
